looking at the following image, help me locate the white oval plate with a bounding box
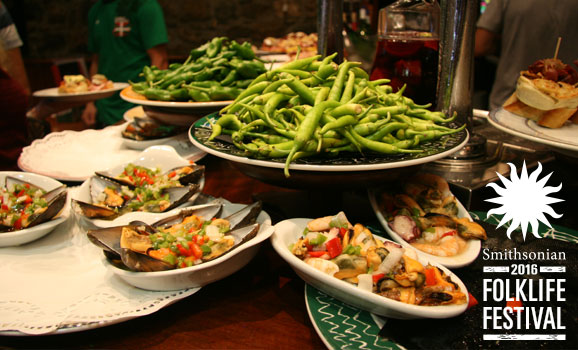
[368,189,481,269]
[102,202,274,291]
[71,145,205,229]
[120,86,232,109]
[0,172,68,247]
[32,82,129,102]
[271,218,469,320]
[488,107,578,152]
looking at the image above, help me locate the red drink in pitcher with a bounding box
[370,33,439,107]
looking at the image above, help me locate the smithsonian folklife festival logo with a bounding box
[481,161,570,343]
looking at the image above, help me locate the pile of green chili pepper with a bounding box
[209,53,466,177]
[131,37,267,102]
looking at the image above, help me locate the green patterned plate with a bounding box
[305,284,403,350]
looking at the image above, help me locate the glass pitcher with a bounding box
[369,0,440,107]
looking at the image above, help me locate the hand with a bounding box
[81,102,97,127]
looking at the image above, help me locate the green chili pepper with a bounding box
[144,88,172,101]
[230,40,256,60]
[220,69,237,86]
[349,128,423,154]
[206,37,225,58]
[169,88,190,101]
[188,88,211,102]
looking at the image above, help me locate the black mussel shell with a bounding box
[120,248,174,272]
[72,199,119,220]
[26,186,67,228]
[223,201,262,230]
[151,202,223,228]
[165,164,205,186]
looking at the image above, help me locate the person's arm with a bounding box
[474,28,498,57]
[147,43,168,69]
[3,46,30,95]
[81,53,99,126]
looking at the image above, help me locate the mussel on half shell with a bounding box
[0,176,67,232]
[86,201,263,272]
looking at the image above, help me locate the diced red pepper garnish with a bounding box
[308,250,328,258]
[168,171,176,178]
[424,267,437,286]
[506,298,523,311]
[188,241,203,259]
[1,204,8,211]
[13,218,22,230]
[17,189,25,197]
[441,230,457,238]
[177,243,191,257]
[193,235,204,245]
[467,293,478,309]
[325,237,342,259]
[339,227,348,238]
[372,273,385,284]
[23,195,33,204]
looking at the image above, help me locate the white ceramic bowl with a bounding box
[271,218,469,320]
[101,202,274,291]
[71,145,205,229]
[0,171,68,247]
[368,190,482,268]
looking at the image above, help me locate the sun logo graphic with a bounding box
[485,162,563,240]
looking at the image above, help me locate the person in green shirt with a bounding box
[82,0,168,127]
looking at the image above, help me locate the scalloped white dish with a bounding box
[18,124,205,182]
[368,190,481,269]
[271,218,469,320]
[0,172,68,247]
[71,145,205,229]
[102,202,274,291]
[33,83,129,103]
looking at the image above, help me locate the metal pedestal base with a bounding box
[423,120,555,210]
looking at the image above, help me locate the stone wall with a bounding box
[8,0,318,59]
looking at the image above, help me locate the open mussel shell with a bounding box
[94,171,136,188]
[95,164,205,189]
[86,225,124,258]
[89,175,124,207]
[27,186,67,228]
[5,175,42,190]
[161,183,201,211]
[205,222,260,262]
[120,248,174,272]
[3,176,68,229]
[151,202,223,228]
[71,199,119,220]
[166,164,205,186]
[223,201,262,230]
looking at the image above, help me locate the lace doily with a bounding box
[0,188,199,335]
